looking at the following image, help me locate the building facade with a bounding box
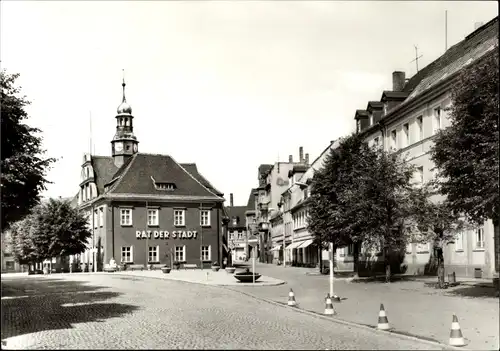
[356,18,498,279]
[253,148,310,263]
[74,78,225,270]
[225,193,258,262]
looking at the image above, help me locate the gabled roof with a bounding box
[258,164,273,176]
[180,163,223,196]
[380,91,409,101]
[246,188,257,208]
[226,206,249,229]
[354,109,369,119]
[106,153,222,200]
[92,156,119,193]
[367,101,384,110]
[403,17,498,103]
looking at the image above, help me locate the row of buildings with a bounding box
[225,18,499,279]
[2,19,498,279]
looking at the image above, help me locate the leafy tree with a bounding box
[308,133,376,274]
[411,186,469,288]
[1,70,56,229]
[357,148,417,282]
[8,198,91,266]
[430,48,499,272]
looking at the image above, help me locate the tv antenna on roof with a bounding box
[410,45,423,73]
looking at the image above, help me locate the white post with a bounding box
[329,242,334,297]
[253,247,256,284]
[93,249,97,273]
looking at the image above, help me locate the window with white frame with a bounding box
[148,246,159,262]
[147,209,159,226]
[383,103,388,115]
[174,209,185,226]
[455,232,464,251]
[120,208,132,226]
[121,246,133,263]
[347,244,354,256]
[357,119,361,132]
[433,107,441,134]
[390,129,397,150]
[201,245,211,261]
[416,242,430,253]
[99,207,104,227]
[475,228,485,249]
[416,166,424,185]
[229,231,234,240]
[406,242,413,254]
[238,231,243,240]
[175,245,186,262]
[200,210,210,226]
[416,116,423,141]
[369,113,374,126]
[403,123,409,147]
[94,209,98,228]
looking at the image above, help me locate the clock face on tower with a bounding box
[133,144,138,152]
[114,142,123,153]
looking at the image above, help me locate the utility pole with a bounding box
[329,243,334,297]
[410,45,423,73]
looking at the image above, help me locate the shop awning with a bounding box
[297,239,314,249]
[285,241,303,250]
[270,245,282,252]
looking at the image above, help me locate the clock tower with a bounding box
[111,72,139,168]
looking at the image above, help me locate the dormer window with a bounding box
[369,113,374,126]
[383,103,388,115]
[356,119,361,133]
[155,182,176,191]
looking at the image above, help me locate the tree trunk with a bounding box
[437,248,445,289]
[353,242,360,278]
[318,245,322,274]
[384,247,391,283]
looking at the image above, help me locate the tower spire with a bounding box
[122,69,126,103]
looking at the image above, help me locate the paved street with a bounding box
[2,274,450,350]
[226,263,500,351]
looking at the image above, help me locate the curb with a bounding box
[222,287,471,351]
[70,272,286,287]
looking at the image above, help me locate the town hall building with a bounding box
[74,77,225,271]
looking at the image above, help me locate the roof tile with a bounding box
[107,153,222,199]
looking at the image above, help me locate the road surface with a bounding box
[1,274,448,350]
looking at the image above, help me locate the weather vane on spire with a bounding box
[122,69,126,103]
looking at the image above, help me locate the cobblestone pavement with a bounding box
[2,274,450,350]
[226,263,500,351]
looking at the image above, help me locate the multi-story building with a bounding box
[355,18,498,279]
[73,77,225,270]
[253,148,310,263]
[271,140,340,268]
[225,192,258,262]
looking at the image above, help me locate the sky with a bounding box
[1,1,497,206]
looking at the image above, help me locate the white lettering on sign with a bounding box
[136,230,197,239]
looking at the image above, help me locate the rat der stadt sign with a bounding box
[136,230,198,240]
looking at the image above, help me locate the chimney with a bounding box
[230,193,234,207]
[474,22,484,30]
[305,153,309,165]
[288,155,293,163]
[392,71,406,92]
[299,146,304,163]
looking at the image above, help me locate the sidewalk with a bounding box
[95,268,285,287]
[225,263,499,351]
